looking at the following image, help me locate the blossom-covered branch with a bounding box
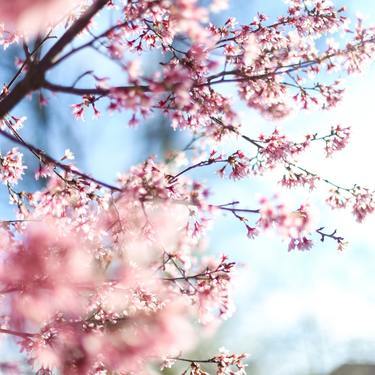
[0,0,374,373]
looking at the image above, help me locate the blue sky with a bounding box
[210,2,375,374]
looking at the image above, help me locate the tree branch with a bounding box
[40,0,110,68]
[0,128,122,192]
[0,328,35,339]
[43,80,149,96]
[0,0,110,118]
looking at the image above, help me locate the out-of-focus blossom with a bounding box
[0,0,85,35]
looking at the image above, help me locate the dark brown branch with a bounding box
[168,158,228,183]
[316,227,344,243]
[0,328,35,339]
[53,21,128,66]
[43,80,149,96]
[6,35,55,91]
[218,206,260,214]
[170,357,216,364]
[39,0,110,68]
[0,78,38,119]
[0,0,110,118]
[0,128,122,192]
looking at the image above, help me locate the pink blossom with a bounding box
[288,236,314,251]
[324,125,351,156]
[258,198,311,239]
[0,147,27,185]
[0,0,84,35]
[228,151,250,180]
[0,0,374,372]
[351,187,375,222]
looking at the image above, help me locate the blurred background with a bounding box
[1,0,375,374]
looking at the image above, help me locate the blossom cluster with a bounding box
[0,0,85,36]
[0,190,238,373]
[0,147,26,185]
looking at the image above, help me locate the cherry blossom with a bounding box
[0,0,84,35]
[0,147,26,185]
[0,0,374,373]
